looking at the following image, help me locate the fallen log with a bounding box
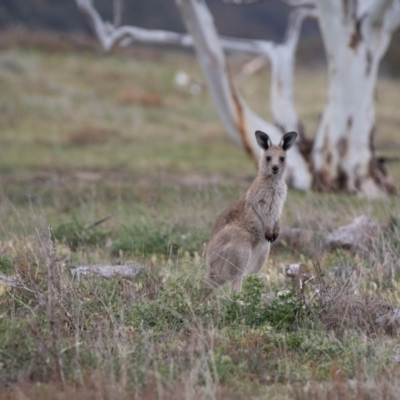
[71,264,142,279]
[272,215,380,256]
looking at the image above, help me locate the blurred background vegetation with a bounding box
[0,0,399,74]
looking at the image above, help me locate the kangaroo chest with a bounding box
[261,186,285,215]
[251,182,287,226]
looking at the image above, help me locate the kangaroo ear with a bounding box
[255,130,272,151]
[279,131,297,151]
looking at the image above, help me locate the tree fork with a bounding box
[77,0,400,197]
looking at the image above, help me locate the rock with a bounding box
[285,263,311,279]
[0,274,20,288]
[71,264,142,279]
[272,215,380,256]
[325,215,379,254]
[375,308,400,334]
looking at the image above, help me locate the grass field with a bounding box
[1,32,400,399]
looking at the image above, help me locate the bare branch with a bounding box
[281,0,315,6]
[76,0,312,188]
[219,36,275,58]
[77,0,278,56]
[222,0,267,4]
[113,0,124,28]
[220,5,316,136]
[75,0,316,66]
[284,6,318,47]
[368,0,394,28]
[77,0,399,196]
[176,0,312,189]
[75,0,292,62]
[222,0,316,6]
[76,0,192,51]
[219,6,317,134]
[385,0,400,32]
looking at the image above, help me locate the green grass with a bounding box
[0,32,400,399]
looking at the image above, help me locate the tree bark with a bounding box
[312,0,400,196]
[175,0,312,190]
[177,0,400,196]
[77,0,400,196]
[76,0,193,52]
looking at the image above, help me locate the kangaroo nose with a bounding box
[272,165,279,174]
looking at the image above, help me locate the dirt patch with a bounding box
[116,89,164,108]
[64,125,129,146]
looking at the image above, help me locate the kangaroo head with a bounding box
[255,130,297,177]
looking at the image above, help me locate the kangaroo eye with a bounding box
[280,157,285,162]
[266,156,271,162]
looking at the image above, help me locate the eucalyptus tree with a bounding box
[76,0,400,196]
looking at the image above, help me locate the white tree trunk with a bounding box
[223,8,317,135]
[175,0,312,190]
[268,8,317,136]
[77,0,400,196]
[312,0,400,196]
[77,0,313,188]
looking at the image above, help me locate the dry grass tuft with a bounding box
[293,366,400,400]
[314,288,395,336]
[294,261,400,337]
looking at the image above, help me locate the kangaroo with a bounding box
[205,130,297,292]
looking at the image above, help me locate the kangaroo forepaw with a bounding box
[265,230,279,242]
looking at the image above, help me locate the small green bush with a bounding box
[127,275,304,333]
[0,255,14,274]
[0,319,34,384]
[223,275,303,330]
[52,218,108,251]
[213,351,246,383]
[124,278,214,331]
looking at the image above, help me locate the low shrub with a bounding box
[222,275,304,330]
[111,221,208,257]
[124,278,214,331]
[0,255,14,274]
[52,218,108,251]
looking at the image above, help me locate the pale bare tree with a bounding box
[76,0,400,196]
[311,0,400,196]
[76,0,314,190]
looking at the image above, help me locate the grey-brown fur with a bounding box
[205,130,297,292]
